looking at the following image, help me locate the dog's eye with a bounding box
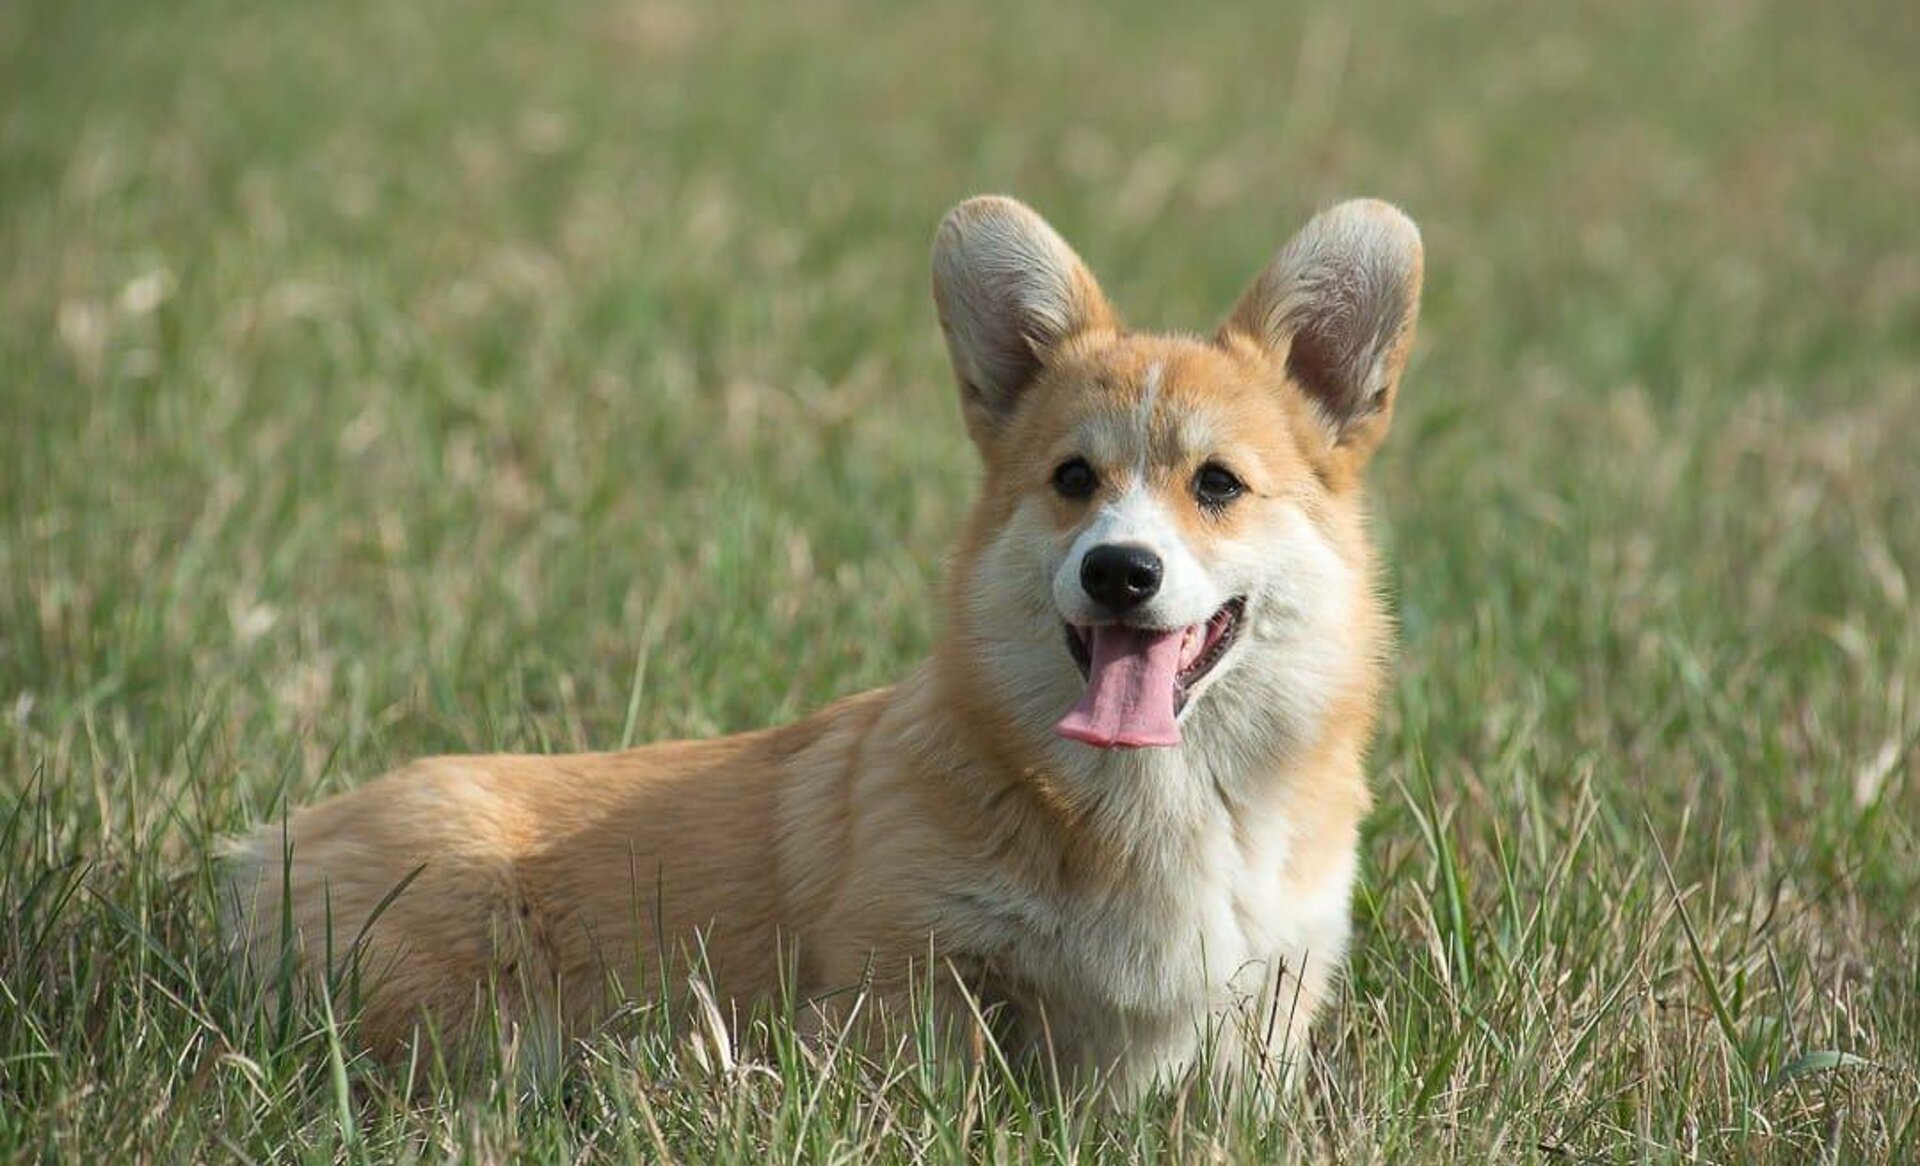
[1052,457,1097,500]
[1195,463,1245,508]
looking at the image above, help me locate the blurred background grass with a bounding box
[2,0,1917,1160]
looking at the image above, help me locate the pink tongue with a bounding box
[1056,626,1189,748]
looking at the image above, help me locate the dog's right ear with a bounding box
[932,197,1117,447]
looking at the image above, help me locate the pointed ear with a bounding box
[931,196,1117,445]
[1221,199,1423,453]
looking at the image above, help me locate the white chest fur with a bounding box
[939,749,1358,1086]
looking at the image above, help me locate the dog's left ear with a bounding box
[1221,200,1423,457]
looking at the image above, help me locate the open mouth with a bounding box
[1057,597,1246,749]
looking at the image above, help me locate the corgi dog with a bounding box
[224,195,1423,1093]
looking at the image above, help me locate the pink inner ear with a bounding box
[1285,312,1380,424]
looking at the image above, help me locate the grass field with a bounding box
[4,0,1919,1160]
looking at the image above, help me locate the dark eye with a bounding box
[1195,463,1245,508]
[1052,457,1097,500]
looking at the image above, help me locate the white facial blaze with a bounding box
[1132,362,1162,478]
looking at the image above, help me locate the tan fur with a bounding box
[224,195,1422,1093]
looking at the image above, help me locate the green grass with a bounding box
[4,0,1918,1159]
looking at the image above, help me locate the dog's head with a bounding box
[932,196,1422,759]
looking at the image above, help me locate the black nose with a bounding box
[1080,544,1163,611]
